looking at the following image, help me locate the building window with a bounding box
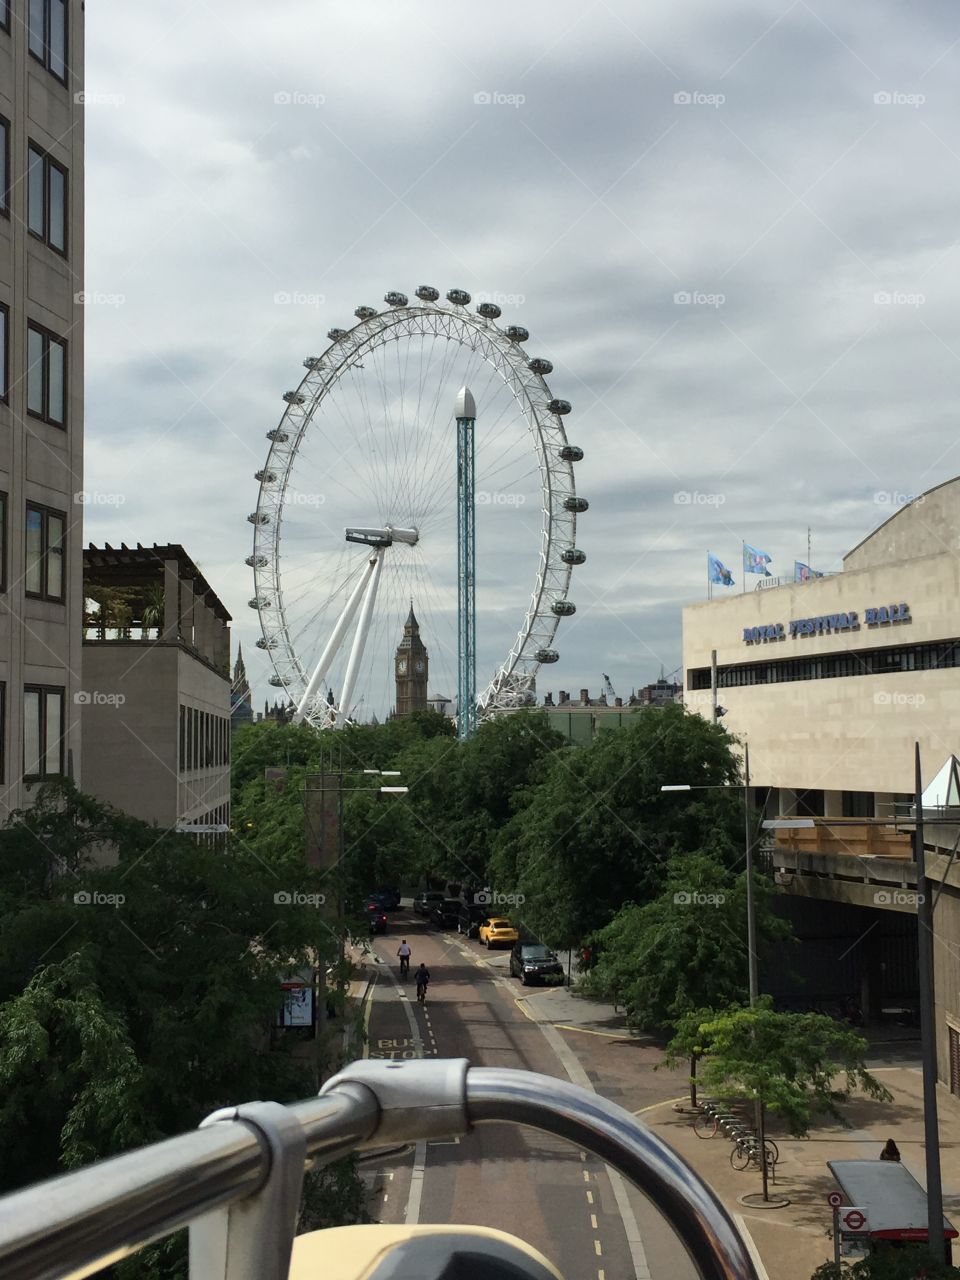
[179,704,186,772]
[0,683,5,782]
[23,685,64,778]
[0,2,9,34]
[690,637,960,690]
[27,144,67,254]
[27,323,67,425]
[0,304,7,402]
[0,492,6,592]
[25,504,65,601]
[842,791,875,819]
[29,0,67,81]
[0,116,9,216]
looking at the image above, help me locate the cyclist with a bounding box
[397,939,411,978]
[415,962,430,1003]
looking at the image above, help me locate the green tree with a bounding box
[812,1246,960,1279]
[583,852,792,1053]
[665,999,893,1199]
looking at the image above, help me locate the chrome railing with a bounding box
[0,1059,759,1280]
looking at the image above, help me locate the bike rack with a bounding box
[0,1059,761,1280]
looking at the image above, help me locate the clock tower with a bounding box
[395,603,428,716]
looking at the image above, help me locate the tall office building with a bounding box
[0,2,85,813]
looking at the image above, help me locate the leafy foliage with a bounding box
[812,1246,960,1279]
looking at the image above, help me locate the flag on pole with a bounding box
[743,543,773,576]
[708,553,734,586]
[794,561,822,582]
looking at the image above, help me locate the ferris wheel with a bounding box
[246,286,588,731]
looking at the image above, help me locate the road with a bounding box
[360,911,698,1280]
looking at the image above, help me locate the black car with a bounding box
[429,897,461,929]
[369,887,401,910]
[509,942,564,985]
[368,909,388,935]
[414,891,444,916]
[457,901,486,938]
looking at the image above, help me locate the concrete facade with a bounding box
[81,545,231,833]
[0,4,85,814]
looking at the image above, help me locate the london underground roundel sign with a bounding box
[840,1207,869,1233]
[827,1192,842,1208]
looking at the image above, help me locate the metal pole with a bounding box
[915,741,946,1262]
[456,387,477,741]
[744,743,758,1005]
[711,649,718,725]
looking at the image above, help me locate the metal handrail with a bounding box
[0,1059,759,1280]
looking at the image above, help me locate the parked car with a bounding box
[457,902,486,938]
[509,942,563,985]
[478,917,519,949]
[429,898,462,929]
[414,891,444,916]
[368,909,388,935]
[371,886,402,910]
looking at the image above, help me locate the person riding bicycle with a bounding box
[397,940,411,977]
[415,962,430,1001]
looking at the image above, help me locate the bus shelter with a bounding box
[828,1160,957,1261]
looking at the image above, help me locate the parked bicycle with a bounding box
[729,1134,779,1172]
[692,1100,750,1138]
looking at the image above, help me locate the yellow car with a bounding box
[478,917,519,948]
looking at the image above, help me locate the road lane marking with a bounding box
[591,1213,598,1229]
[553,1024,629,1039]
[594,1239,602,1256]
[586,1191,594,1204]
[582,1171,590,1183]
[632,1097,687,1115]
[732,1215,770,1280]
[378,952,428,1226]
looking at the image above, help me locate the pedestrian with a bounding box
[879,1138,901,1162]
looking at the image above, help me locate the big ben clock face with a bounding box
[415,660,424,674]
[398,660,407,674]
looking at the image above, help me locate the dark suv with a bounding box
[509,942,563,985]
[430,898,461,929]
[414,891,444,916]
[457,901,486,938]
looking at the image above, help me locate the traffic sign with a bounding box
[840,1207,869,1233]
[827,1192,842,1208]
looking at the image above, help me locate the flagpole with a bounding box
[741,541,745,594]
[807,526,811,565]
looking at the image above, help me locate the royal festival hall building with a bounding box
[683,477,960,1091]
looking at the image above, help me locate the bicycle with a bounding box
[692,1102,749,1138]
[729,1134,779,1172]
[416,982,428,1004]
[399,955,410,979]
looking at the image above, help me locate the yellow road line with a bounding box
[553,1024,629,1039]
[633,1096,688,1115]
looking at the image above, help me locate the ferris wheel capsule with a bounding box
[255,470,277,484]
[528,357,553,375]
[283,391,306,405]
[477,302,501,319]
[255,637,278,650]
[560,444,583,462]
[304,356,323,370]
[551,600,576,616]
[505,325,529,343]
[548,398,571,415]
[384,291,408,307]
[267,428,288,442]
[535,649,560,664]
[561,548,586,565]
[564,496,588,513]
[247,512,269,525]
[416,285,440,302]
[446,288,471,306]
[327,328,347,341]
[268,675,291,687]
[355,306,377,321]
[249,597,272,610]
[246,554,268,568]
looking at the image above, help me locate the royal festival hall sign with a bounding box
[743,603,910,645]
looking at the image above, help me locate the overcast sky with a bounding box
[81,0,960,710]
